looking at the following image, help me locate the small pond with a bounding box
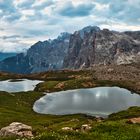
[33,87,140,117]
[0,79,43,92]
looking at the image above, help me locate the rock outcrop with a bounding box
[63,27,140,69]
[0,122,33,138]
[81,124,92,132]
[0,26,140,74]
[127,117,140,124]
[0,32,70,74]
[61,127,73,131]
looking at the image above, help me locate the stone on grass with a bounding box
[0,122,33,138]
[127,117,140,124]
[81,124,92,132]
[62,127,73,131]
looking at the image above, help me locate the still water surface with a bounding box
[0,79,43,92]
[33,87,140,117]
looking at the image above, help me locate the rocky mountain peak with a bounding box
[63,27,140,69]
[0,32,71,74]
[0,26,140,74]
[57,32,71,41]
[77,26,100,39]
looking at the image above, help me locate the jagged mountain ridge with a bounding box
[64,26,140,68]
[0,26,140,74]
[0,32,70,74]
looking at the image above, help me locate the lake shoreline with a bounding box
[0,65,140,139]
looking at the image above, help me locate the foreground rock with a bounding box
[62,127,73,131]
[81,124,92,132]
[0,122,33,138]
[62,124,92,132]
[127,117,140,124]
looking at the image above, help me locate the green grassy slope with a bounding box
[0,91,140,140]
[0,66,140,139]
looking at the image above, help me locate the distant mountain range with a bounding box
[0,26,140,74]
[0,32,70,74]
[0,53,17,61]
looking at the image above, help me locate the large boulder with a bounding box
[0,122,33,138]
[127,117,140,124]
[81,124,92,132]
[61,127,73,131]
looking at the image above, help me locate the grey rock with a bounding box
[0,122,33,138]
[0,26,140,74]
[62,127,73,131]
[81,124,92,132]
[63,28,140,69]
[126,117,140,124]
[0,32,70,74]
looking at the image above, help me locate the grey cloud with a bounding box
[32,0,54,10]
[2,12,21,22]
[0,0,140,53]
[95,0,111,3]
[0,0,21,22]
[0,0,15,13]
[58,2,95,17]
[0,35,21,40]
[108,0,140,25]
[0,28,4,31]
[16,0,34,9]
[94,0,140,25]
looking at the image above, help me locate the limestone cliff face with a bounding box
[63,27,140,69]
[0,26,140,74]
[27,32,70,73]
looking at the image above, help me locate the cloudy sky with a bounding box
[0,0,140,53]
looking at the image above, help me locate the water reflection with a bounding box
[33,87,140,117]
[0,79,43,92]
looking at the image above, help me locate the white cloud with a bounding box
[41,5,53,16]
[21,9,35,16]
[100,21,140,31]
[32,0,53,8]
[0,39,27,52]
[95,3,109,11]
[0,0,139,53]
